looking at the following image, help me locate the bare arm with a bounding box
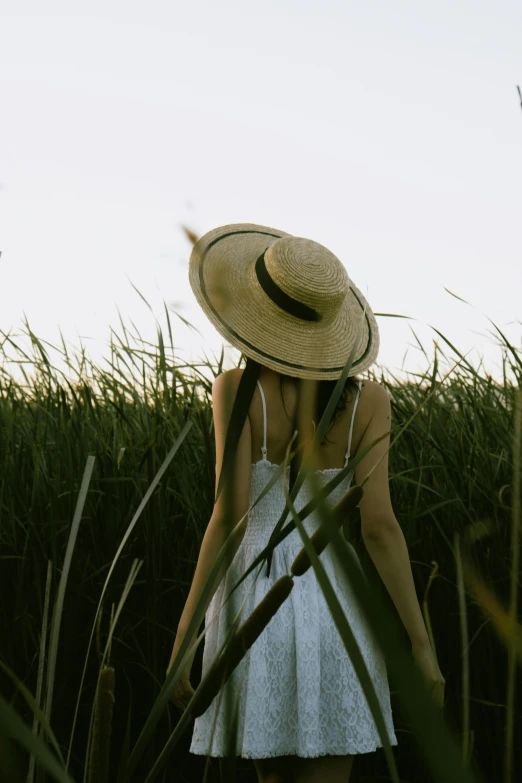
[354,383,445,705]
[362,523,431,647]
[355,382,430,647]
[168,514,246,673]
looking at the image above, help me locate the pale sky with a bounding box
[1,1,521,389]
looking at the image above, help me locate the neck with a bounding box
[262,367,298,383]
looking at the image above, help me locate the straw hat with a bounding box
[188,222,379,381]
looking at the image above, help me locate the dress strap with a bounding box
[344,379,363,467]
[256,380,268,460]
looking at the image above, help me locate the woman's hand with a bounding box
[411,640,446,708]
[167,630,197,711]
[168,670,196,711]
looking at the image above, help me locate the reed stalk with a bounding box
[504,389,521,783]
[455,532,471,762]
[27,560,53,783]
[290,485,363,576]
[189,576,294,719]
[143,576,294,782]
[87,666,115,783]
[421,561,440,665]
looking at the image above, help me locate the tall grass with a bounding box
[0,297,520,782]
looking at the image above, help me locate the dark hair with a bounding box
[241,354,359,447]
[278,373,360,447]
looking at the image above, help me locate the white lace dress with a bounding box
[190,379,398,759]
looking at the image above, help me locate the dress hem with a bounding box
[189,738,399,759]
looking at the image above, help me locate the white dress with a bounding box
[190,379,398,759]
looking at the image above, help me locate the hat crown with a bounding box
[265,237,349,321]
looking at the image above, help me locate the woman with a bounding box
[167,224,445,783]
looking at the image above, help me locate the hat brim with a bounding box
[189,223,379,380]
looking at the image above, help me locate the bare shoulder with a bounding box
[360,379,390,398]
[357,379,391,418]
[212,367,243,386]
[211,368,243,401]
[354,380,396,529]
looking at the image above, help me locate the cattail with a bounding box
[190,576,294,718]
[87,666,115,783]
[291,485,363,577]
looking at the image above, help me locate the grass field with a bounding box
[0,307,520,783]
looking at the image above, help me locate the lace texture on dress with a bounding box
[190,379,398,758]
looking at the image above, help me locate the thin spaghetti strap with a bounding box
[344,379,363,467]
[256,380,268,460]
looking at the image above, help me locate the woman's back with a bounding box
[247,367,372,471]
[245,367,398,549]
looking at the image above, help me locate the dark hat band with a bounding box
[255,251,322,323]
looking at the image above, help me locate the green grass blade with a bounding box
[45,456,95,730]
[486,316,522,374]
[82,559,143,783]
[0,695,75,783]
[214,359,260,503]
[264,331,361,576]
[443,288,473,306]
[421,562,440,665]
[0,661,64,768]
[124,462,289,776]
[66,421,192,770]
[27,559,53,783]
[455,533,471,762]
[373,312,415,319]
[115,685,132,783]
[306,469,482,783]
[202,434,391,621]
[282,474,400,782]
[504,389,521,783]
